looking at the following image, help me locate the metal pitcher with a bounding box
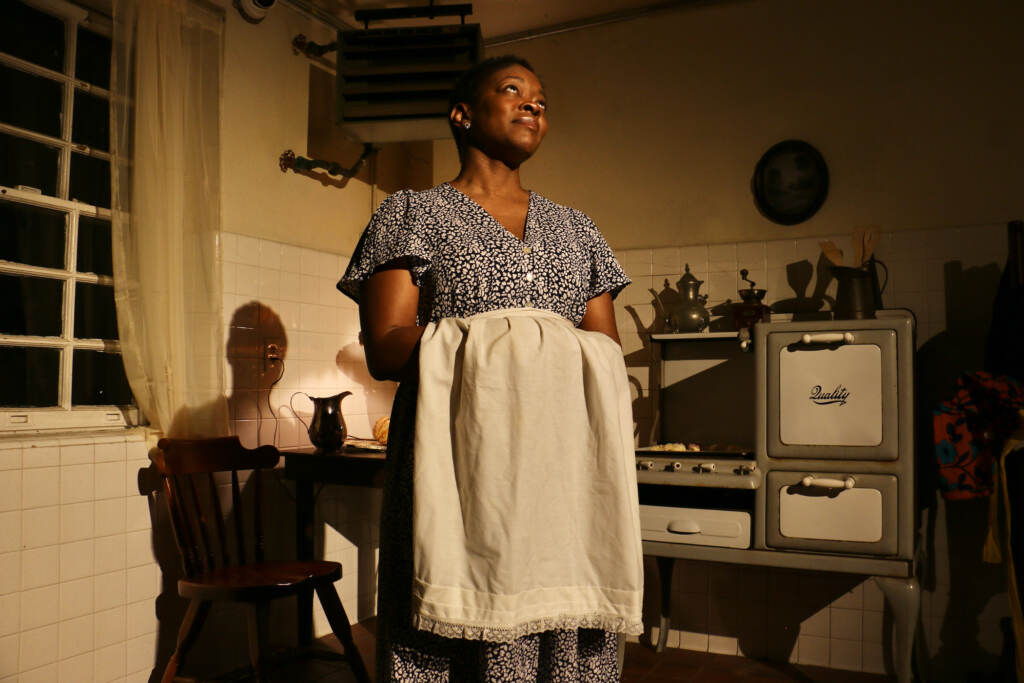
[832,259,888,320]
[292,391,351,449]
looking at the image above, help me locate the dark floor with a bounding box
[620,640,895,682]
[300,620,896,683]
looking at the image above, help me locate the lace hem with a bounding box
[410,613,643,643]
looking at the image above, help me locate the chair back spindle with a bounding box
[163,475,199,577]
[254,467,265,563]
[185,475,215,573]
[205,472,230,567]
[231,469,247,564]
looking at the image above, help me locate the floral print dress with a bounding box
[338,182,631,682]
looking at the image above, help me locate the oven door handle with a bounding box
[799,332,855,345]
[801,475,856,489]
[666,520,702,534]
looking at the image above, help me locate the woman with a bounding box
[339,55,634,681]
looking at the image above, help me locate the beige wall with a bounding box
[437,0,1024,249]
[219,2,375,255]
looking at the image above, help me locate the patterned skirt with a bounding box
[376,382,621,682]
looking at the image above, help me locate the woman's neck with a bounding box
[450,151,527,199]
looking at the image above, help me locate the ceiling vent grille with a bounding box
[335,24,481,126]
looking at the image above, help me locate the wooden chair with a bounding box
[151,436,370,683]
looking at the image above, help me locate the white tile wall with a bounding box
[221,232,389,635]
[0,432,158,683]
[615,223,1009,680]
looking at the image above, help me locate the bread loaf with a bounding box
[373,416,390,445]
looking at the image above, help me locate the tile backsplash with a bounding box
[615,223,1006,359]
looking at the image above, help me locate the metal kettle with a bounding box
[293,391,351,450]
[670,264,711,332]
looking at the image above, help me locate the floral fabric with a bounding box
[934,371,1024,500]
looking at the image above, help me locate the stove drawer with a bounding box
[765,471,898,555]
[760,326,900,460]
[639,505,750,549]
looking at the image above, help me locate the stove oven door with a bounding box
[764,327,899,460]
[765,471,898,555]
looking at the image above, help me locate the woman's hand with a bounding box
[579,292,621,345]
[359,265,425,382]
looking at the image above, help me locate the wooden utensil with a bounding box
[819,240,843,266]
[852,226,866,268]
[862,225,881,264]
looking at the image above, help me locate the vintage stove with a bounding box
[638,312,914,558]
[638,312,918,683]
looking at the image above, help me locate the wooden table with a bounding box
[282,446,387,645]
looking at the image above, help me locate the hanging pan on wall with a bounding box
[752,139,829,226]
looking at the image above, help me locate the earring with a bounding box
[462,120,471,130]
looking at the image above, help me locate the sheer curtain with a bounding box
[111,0,228,437]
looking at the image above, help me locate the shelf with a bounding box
[642,540,914,577]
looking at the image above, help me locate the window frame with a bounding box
[0,0,138,432]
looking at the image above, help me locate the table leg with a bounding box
[655,556,675,653]
[296,478,315,647]
[873,575,920,683]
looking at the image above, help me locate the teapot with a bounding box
[650,264,710,333]
[292,391,351,450]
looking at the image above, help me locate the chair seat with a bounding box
[179,560,342,601]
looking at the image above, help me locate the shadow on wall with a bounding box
[915,260,1009,681]
[767,254,836,322]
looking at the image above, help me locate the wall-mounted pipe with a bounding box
[280,146,377,177]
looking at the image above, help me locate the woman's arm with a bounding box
[579,292,621,345]
[359,266,425,382]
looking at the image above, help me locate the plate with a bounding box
[752,139,829,225]
[343,437,386,452]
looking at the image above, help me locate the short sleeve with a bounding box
[336,190,431,303]
[574,210,631,301]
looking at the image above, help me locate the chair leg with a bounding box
[246,602,270,682]
[161,599,211,683]
[314,582,371,683]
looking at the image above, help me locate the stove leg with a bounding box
[873,575,920,683]
[655,556,675,653]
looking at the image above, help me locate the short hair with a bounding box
[448,55,539,145]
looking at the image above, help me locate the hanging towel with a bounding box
[934,372,1024,500]
[411,308,643,642]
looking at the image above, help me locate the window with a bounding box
[0,0,134,430]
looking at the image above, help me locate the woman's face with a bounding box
[458,65,548,166]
